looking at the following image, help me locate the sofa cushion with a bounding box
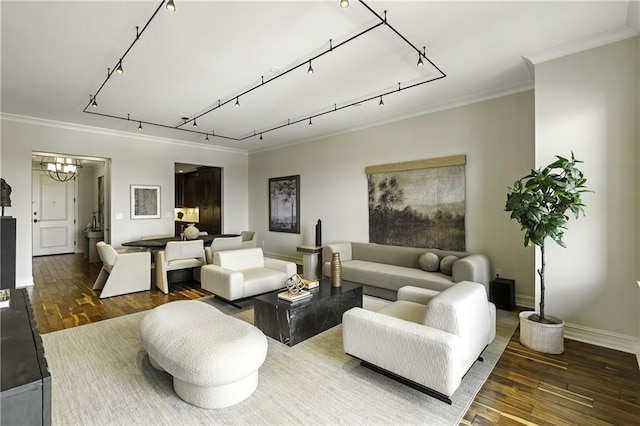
[440,255,459,276]
[341,260,454,292]
[418,252,440,272]
[241,268,288,297]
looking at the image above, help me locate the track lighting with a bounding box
[84,0,446,142]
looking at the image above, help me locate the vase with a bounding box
[330,252,342,287]
[183,223,199,240]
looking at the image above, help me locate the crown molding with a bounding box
[0,113,248,155]
[250,81,534,155]
[523,25,638,65]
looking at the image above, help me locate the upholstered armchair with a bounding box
[204,235,243,264]
[155,240,206,294]
[93,241,151,298]
[342,281,496,404]
[201,247,296,306]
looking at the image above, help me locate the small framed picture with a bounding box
[130,184,161,219]
[269,175,300,233]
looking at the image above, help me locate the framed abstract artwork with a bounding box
[269,175,300,233]
[130,184,161,219]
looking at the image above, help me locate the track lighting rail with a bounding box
[83,0,446,143]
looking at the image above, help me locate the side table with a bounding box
[490,277,515,310]
[296,245,323,280]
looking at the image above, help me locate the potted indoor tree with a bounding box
[505,153,589,354]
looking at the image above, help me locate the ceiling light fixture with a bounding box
[193,119,197,127]
[40,156,82,183]
[205,134,209,141]
[115,61,123,74]
[138,121,143,131]
[308,118,313,126]
[166,0,176,12]
[84,0,446,143]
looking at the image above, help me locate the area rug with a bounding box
[41,296,518,425]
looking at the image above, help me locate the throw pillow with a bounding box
[418,252,440,272]
[440,255,459,276]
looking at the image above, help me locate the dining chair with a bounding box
[240,231,257,248]
[155,239,206,294]
[93,241,151,298]
[204,235,242,264]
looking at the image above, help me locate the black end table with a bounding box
[254,279,362,346]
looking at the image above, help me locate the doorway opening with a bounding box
[31,152,110,260]
[174,163,222,237]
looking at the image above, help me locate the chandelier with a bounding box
[40,156,82,182]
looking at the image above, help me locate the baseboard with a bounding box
[16,277,35,288]
[564,322,639,355]
[515,294,535,309]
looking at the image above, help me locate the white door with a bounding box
[32,171,76,256]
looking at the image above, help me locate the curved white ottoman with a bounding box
[139,300,268,409]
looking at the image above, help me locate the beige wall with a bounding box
[248,91,536,306]
[0,118,249,287]
[534,37,639,351]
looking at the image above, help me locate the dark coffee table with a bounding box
[254,279,362,346]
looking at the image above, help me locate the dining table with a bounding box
[121,233,239,248]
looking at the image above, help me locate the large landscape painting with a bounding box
[367,156,466,251]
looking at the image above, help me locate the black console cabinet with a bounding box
[1,289,51,425]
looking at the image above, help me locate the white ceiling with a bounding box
[1,1,637,152]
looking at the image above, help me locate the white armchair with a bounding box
[155,240,206,294]
[201,247,296,306]
[204,235,243,264]
[93,241,151,298]
[342,281,496,404]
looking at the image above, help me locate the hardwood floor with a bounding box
[30,254,640,425]
[29,253,211,334]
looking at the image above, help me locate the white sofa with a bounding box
[200,248,296,304]
[342,281,496,404]
[322,242,491,300]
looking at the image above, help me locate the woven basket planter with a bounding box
[519,311,564,354]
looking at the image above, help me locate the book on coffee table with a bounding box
[302,279,319,289]
[278,289,312,302]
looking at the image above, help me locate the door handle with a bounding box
[33,219,39,223]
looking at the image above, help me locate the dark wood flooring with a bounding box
[30,254,640,425]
